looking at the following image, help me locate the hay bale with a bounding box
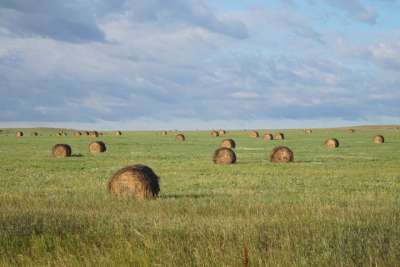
[89,141,107,153]
[52,144,72,158]
[176,134,185,142]
[31,132,39,136]
[74,132,82,137]
[348,129,355,133]
[274,133,285,140]
[213,147,236,164]
[263,133,273,141]
[304,129,312,135]
[107,164,160,199]
[269,146,294,163]
[161,131,168,136]
[211,130,219,137]
[373,135,384,144]
[16,131,24,137]
[85,131,90,136]
[57,132,63,136]
[220,139,236,149]
[219,130,226,136]
[89,131,99,137]
[249,130,259,138]
[115,131,122,136]
[324,138,339,149]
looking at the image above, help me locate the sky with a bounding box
[0,0,399,130]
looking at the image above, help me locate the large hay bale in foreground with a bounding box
[274,133,285,140]
[52,144,72,158]
[373,135,384,144]
[269,146,294,163]
[115,131,122,136]
[89,141,107,153]
[249,131,259,138]
[220,139,236,149]
[324,138,339,149]
[16,131,24,137]
[211,130,219,137]
[213,147,236,165]
[176,134,185,142]
[107,164,160,199]
[263,133,273,141]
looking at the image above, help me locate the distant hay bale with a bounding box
[263,133,273,141]
[16,131,24,137]
[219,130,226,136]
[57,132,63,136]
[304,129,312,135]
[213,147,236,165]
[99,132,103,136]
[348,129,355,133]
[373,135,384,144]
[89,131,99,137]
[324,138,339,149]
[89,141,107,153]
[107,164,160,199]
[269,146,294,163]
[31,132,39,136]
[274,133,285,140]
[85,131,90,136]
[74,132,82,137]
[162,131,168,136]
[220,139,236,149]
[52,144,72,158]
[176,134,185,142]
[249,130,259,138]
[115,131,122,136]
[211,130,219,137]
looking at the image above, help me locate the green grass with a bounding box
[0,127,399,266]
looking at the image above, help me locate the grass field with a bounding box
[0,127,399,266]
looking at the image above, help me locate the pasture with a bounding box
[0,127,399,266]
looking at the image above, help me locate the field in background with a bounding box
[0,127,399,266]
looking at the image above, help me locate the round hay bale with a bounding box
[176,134,185,142]
[85,131,90,136]
[324,138,339,149]
[74,132,82,137]
[219,130,226,136]
[372,135,384,144]
[16,131,24,137]
[115,131,122,136]
[274,133,285,140]
[31,132,39,136]
[57,132,63,136]
[52,144,72,158]
[249,130,259,138]
[161,131,168,136]
[89,141,107,153]
[107,164,160,199]
[211,130,219,137]
[269,146,294,163]
[348,129,355,133]
[220,139,236,149]
[263,133,273,141]
[89,131,99,137]
[213,147,236,165]
[304,129,312,135]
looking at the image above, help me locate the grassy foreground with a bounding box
[0,127,399,266]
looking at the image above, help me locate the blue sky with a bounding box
[0,0,399,130]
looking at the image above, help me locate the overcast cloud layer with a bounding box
[1,0,399,130]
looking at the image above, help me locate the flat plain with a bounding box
[0,127,399,266]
